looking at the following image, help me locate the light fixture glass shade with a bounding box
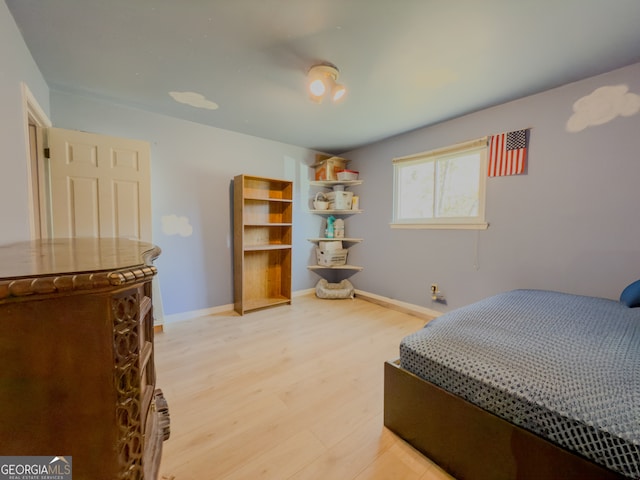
[331,83,346,102]
[309,78,326,96]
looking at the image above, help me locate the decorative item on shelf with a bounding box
[325,215,336,238]
[313,192,329,210]
[334,218,345,238]
[351,196,359,210]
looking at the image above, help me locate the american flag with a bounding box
[488,129,528,177]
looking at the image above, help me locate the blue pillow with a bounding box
[620,279,640,307]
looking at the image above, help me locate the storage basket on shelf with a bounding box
[316,247,348,266]
[325,190,353,210]
[336,169,359,181]
[313,156,348,181]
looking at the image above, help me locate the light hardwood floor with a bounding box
[156,295,455,480]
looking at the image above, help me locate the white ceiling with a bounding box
[7,0,640,154]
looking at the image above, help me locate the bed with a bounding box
[384,288,640,480]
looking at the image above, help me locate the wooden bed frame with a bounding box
[383,359,627,480]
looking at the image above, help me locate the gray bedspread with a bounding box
[399,289,640,478]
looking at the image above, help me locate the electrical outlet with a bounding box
[430,283,438,294]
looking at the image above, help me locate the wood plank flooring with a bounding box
[155,295,455,480]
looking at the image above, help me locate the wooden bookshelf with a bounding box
[233,175,293,315]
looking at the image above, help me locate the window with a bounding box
[392,137,488,229]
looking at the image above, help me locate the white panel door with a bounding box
[48,128,152,241]
[46,127,164,325]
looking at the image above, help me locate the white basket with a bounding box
[316,247,348,266]
[337,170,359,181]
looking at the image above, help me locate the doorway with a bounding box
[22,82,51,239]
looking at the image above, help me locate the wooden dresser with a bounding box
[0,238,170,480]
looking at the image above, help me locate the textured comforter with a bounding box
[400,289,640,478]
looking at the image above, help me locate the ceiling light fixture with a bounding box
[307,63,346,104]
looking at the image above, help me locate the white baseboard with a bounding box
[163,288,317,324]
[163,303,234,324]
[163,288,440,324]
[292,288,315,297]
[354,289,442,321]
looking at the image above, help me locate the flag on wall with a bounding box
[488,129,529,177]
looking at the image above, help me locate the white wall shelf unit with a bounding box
[308,178,363,275]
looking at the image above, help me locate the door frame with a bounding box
[21,82,52,240]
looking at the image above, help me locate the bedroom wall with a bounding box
[50,90,321,317]
[6,0,638,317]
[345,62,640,312]
[0,0,50,244]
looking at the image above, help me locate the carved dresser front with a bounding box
[0,238,169,480]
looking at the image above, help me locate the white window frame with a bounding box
[391,137,489,230]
